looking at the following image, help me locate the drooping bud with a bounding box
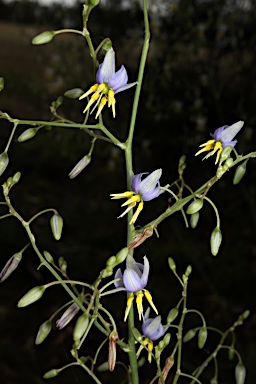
[235,362,246,384]
[198,327,207,349]
[190,212,200,228]
[108,331,119,371]
[32,31,54,45]
[186,199,204,214]
[183,328,197,342]
[35,320,52,345]
[64,88,84,99]
[50,213,63,241]
[18,128,38,142]
[167,308,179,323]
[43,369,59,379]
[0,152,9,176]
[56,302,79,329]
[68,155,91,179]
[210,227,222,256]
[73,313,89,341]
[0,252,22,282]
[233,161,247,185]
[18,285,45,307]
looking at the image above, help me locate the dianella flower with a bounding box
[195,121,244,164]
[114,255,158,321]
[110,169,162,225]
[137,308,165,362]
[79,48,137,118]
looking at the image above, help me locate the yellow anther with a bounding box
[83,93,100,113]
[110,191,134,200]
[147,341,154,363]
[118,201,136,219]
[95,96,107,118]
[195,139,224,164]
[136,292,144,320]
[144,289,158,315]
[121,194,141,207]
[108,89,115,107]
[79,84,98,100]
[130,201,144,225]
[124,293,134,322]
[97,83,108,94]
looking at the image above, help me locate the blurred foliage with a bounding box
[1,0,256,383]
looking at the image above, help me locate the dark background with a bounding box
[0,0,256,383]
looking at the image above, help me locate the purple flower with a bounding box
[195,121,244,164]
[79,48,137,118]
[142,308,165,341]
[110,169,162,224]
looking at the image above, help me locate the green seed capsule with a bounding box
[18,286,45,307]
[186,199,204,214]
[35,320,52,345]
[43,369,59,379]
[73,313,89,341]
[167,308,179,323]
[18,128,38,142]
[183,328,197,342]
[190,212,200,228]
[198,327,207,349]
[233,161,247,185]
[32,31,54,45]
[210,227,222,256]
[50,213,63,241]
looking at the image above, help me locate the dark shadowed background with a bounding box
[0,0,256,383]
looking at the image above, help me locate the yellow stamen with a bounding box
[118,201,136,219]
[195,140,223,164]
[124,294,134,321]
[147,341,154,363]
[79,84,98,100]
[97,83,108,94]
[136,292,144,320]
[110,191,134,199]
[144,289,158,315]
[121,194,141,207]
[130,201,144,225]
[95,96,107,118]
[83,93,100,113]
[108,89,116,118]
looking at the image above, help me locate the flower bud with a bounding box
[89,0,100,6]
[18,285,45,307]
[0,77,4,91]
[97,362,109,372]
[157,340,165,350]
[167,308,179,323]
[100,39,112,54]
[32,31,54,45]
[190,212,200,228]
[73,313,89,341]
[233,161,247,185]
[50,213,63,241]
[115,247,128,264]
[0,152,9,176]
[219,145,232,163]
[0,252,22,282]
[228,346,235,361]
[43,251,54,264]
[132,327,143,342]
[210,227,222,256]
[168,257,176,272]
[35,320,52,345]
[186,199,204,214]
[137,357,146,367]
[183,328,197,342]
[68,155,91,179]
[43,369,59,379]
[163,333,171,347]
[56,302,79,329]
[106,256,116,267]
[58,256,67,273]
[235,362,246,384]
[178,155,186,175]
[18,128,38,142]
[64,88,84,99]
[224,157,233,168]
[184,265,192,277]
[12,171,21,184]
[198,327,207,349]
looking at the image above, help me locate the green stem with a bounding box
[5,122,18,152]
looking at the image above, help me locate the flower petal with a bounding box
[220,121,244,143]
[131,173,148,193]
[139,169,162,196]
[212,126,225,141]
[108,65,128,92]
[142,316,165,341]
[123,268,143,292]
[140,256,149,287]
[142,184,160,202]
[222,140,237,148]
[114,82,137,95]
[126,255,143,277]
[114,268,124,288]
[96,48,115,84]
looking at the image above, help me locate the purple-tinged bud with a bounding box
[0,152,9,176]
[233,161,247,185]
[186,199,204,214]
[167,308,179,323]
[235,362,246,384]
[183,328,197,342]
[56,302,79,329]
[190,212,200,228]
[0,252,22,282]
[43,369,59,379]
[35,320,52,345]
[68,155,91,179]
[198,327,207,349]
[73,313,89,341]
[50,213,63,241]
[210,227,222,256]
[32,31,54,45]
[18,128,38,142]
[18,286,45,307]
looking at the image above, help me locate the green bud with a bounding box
[216,166,225,179]
[50,213,63,241]
[163,333,171,347]
[12,171,21,184]
[210,379,218,384]
[69,155,91,179]
[18,285,45,307]
[32,31,54,45]
[235,362,246,384]
[43,369,59,379]
[0,252,22,282]
[198,327,207,349]
[106,266,113,274]
[183,328,197,342]
[137,357,146,368]
[97,361,109,372]
[186,199,204,215]
[167,308,179,323]
[185,265,192,277]
[18,128,38,142]
[116,247,128,264]
[241,310,250,321]
[168,257,176,272]
[58,257,67,273]
[0,152,9,176]
[89,0,100,6]
[43,251,54,264]
[224,158,233,168]
[210,227,222,256]
[219,145,232,163]
[73,313,89,341]
[0,77,4,91]
[64,88,84,99]
[178,155,186,175]
[35,320,52,345]
[132,327,142,342]
[101,39,112,54]
[233,161,247,185]
[190,212,200,228]
[228,346,235,361]
[158,340,165,350]
[106,256,116,267]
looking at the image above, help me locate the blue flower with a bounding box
[114,255,158,321]
[110,169,162,224]
[195,121,244,164]
[79,48,137,118]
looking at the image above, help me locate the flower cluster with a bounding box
[79,48,136,118]
[111,169,162,224]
